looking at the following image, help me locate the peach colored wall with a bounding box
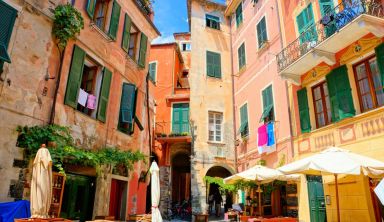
[174,33,191,70]
[230,0,292,170]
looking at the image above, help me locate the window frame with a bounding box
[180,42,191,51]
[239,102,249,138]
[238,42,246,71]
[311,81,332,128]
[256,16,268,49]
[208,111,223,143]
[261,84,275,123]
[206,50,222,78]
[148,61,157,83]
[235,2,243,28]
[206,14,221,30]
[353,55,384,113]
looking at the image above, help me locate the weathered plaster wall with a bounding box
[189,0,235,213]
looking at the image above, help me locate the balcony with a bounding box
[135,0,152,16]
[154,121,191,143]
[277,0,384,84]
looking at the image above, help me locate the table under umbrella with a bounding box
[277,146,384,222]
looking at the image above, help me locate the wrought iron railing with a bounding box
[155,121,190,137]
[135,0,152,16]
[277,0,383,72]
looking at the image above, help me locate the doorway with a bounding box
[205,166,232,216]
[307,175,326,222]
[171,152,191,204]
[60,174,96,222]
[109,179,128,220]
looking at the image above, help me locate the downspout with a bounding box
[49,45,65,125]
[229,15,238,173]
[275,0,295,158]
[146,72,152,160]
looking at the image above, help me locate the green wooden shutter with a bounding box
[121,14,131,52]
[257,17,267,48]
[108,0,121,40]
[297,4,316,44]
[239,104,249,136]
[326,65,355,121]
[138,33,148,68]
[181,104,190,133]
[206,51,221,78]
[172,103,189,134]
[0,1,17,64]
[119,83,137,129]
[375,43,384,89]
[149,62,156,82]
[297,88,311,133]
[214,53,221,78]
[97,68,112,122]
[86,0,96,19]
[64,45,86,108]
[238,44,246,69]
[206,51,214,77]
[235,3,243,27]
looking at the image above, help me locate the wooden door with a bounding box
[307,176,326,222]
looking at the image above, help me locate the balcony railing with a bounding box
[277,0,383,72]
[155,121,190,138]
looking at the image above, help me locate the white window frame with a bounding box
[180,41,191,51]
[208,111,223,143]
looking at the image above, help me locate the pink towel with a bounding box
[257,124,268,147]
[87,94,96,110]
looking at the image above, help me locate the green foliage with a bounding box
[169,132,189,137]
[203,176,235,193]
[232,180,258,191]
[52,4,84,49]
[16,124,73,158]
[16,124,146,175]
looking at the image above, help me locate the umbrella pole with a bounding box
[258,184,262,217]
[335,174,340,222]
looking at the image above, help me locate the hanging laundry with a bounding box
[257,124,268,154]
[266,122,276,154]
[87,94,96,110]
[78,89,88,107]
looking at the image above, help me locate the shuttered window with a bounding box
[108,0,121,40]
[375,43,384,96]
[0,1,17,69]
[97,68,112,122]
[121,13,131,52]
[238,43,246,70]
[239,103,249,137]
[206,14,220,30]
[235,3,243,27]
[118,83,137,134]
[148,62,157,83]
[209,112,223,142]
[65,45,86,108]
[86,0,96,19]
[296,3,317,44]
[260,85,274,122]
[172,103,190,134]
[256,17,268,48]
[297,88,311,133]
[206,51,221,78]
[326,65,355,122]
[138,33,148,68]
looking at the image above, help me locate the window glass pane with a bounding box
[362,94,374,110]
[313,87,321,100]
[316,100,323,113]
[356,63,367,80]
[358,79,370,94]
[317,113,325,127]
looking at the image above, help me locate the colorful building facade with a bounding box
[188,0,236,213]
[0,0,158,220]
[278,0,384,221]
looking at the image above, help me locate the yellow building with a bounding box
[278,0,384,221]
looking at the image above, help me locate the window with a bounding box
[297,88,311,133]
[256,17,268,48]
[209,112,223,142]
[125,22,148,67]
[0,1,17,71]
[148,62,157,83]
[65,45,112,122]
[311,82,332,128]
[206,14,220,30]
[261,85,274,122]
[239,103,249,137]
[172,103,190,134]
[238,43,246,70]
[86,0,121,40]
[353,56,384,112]
[235,3,243,27]
[128,24,139,59]
[181,42,191,51]
[296,3,316,44]
[118,83,138,134]
[206,51,221,78]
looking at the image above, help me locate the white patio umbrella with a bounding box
[30,144,52,218]
[224,165,300,216]
[277,147,384,222]
[150,161,162,222]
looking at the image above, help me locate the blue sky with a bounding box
[152,0,189,44]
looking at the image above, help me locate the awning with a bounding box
[259,104,273,123]
[206,14,220,22]
[0,44,11,63]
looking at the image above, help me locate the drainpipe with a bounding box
[49,45,65,125]
[275,0,295,158]
[146,72,152,160]
[229,15,238,173]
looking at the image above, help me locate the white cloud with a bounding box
[151,35,175,44]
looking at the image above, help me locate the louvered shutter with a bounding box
[375,43,384,89]
[297,88,311,133]
[0,1,17,64]
[121,14,131,52]
[206,51,215,77]
[108,0,121,40]
[138,33,148,68]
[97,68,112,122]
[86,0,96,19]
[64,45,86,108]
[119,83,136,126]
